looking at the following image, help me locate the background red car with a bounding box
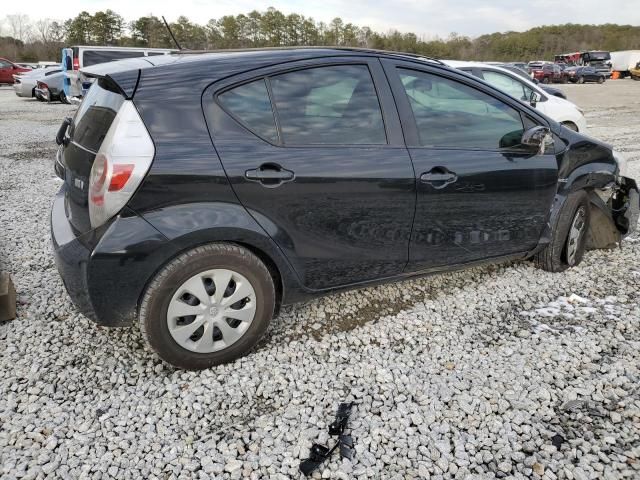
[0,58,31,85]
[531,64,567,83]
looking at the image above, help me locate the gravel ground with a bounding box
[1,81,639,480]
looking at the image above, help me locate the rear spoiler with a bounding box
[80,57,156,99]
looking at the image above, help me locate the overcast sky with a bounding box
[5,0,640,38]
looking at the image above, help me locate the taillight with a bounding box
[73,57,79,70]
[88,101,154,228]
[37,81,48,89]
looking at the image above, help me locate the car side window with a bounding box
[0,60,11,68]
[269,65,386,145]
[398,68,524,150]
[218,79,278,143]
[481,70,533,102]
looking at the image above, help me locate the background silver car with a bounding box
[13,67,61,99]
[34,70,68,103]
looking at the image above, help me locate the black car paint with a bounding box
[569,67,605,83]
[52,49,634,327]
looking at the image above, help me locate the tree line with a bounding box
[2,8,640,63]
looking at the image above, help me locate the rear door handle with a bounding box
[420,168,458,189]
[245,164,295,187]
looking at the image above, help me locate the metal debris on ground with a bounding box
[300,402,355,476]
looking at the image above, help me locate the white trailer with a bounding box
[610,50,640,76]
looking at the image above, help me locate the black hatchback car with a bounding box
[567,66,606,84]
[51,48,639,369]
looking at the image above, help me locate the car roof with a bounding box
[81,47,450,97]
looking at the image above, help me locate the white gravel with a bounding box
[1,82,639,480]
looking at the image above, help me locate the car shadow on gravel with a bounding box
[255,262,509,352]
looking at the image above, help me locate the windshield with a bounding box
[586,51,610,61]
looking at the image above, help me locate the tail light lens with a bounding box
[73,57,79,70]
[37,81,48,89]
[88,101,154,228]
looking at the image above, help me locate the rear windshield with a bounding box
[83,50,148,67]
[71,80,124,152]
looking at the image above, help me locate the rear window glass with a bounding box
[71,80,124,152]
[218,79,278,142]
[83,50,147,67]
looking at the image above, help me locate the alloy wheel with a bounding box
[566,207,586,266]
[166,269,257,353]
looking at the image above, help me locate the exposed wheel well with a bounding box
[561,121,579,132]
[585,190,620,250]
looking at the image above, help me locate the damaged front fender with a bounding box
[585,176,638,250]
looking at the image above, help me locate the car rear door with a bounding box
[382,59,558,271]
[204,57,416,290]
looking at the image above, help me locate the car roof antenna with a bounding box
[162,16,183,50]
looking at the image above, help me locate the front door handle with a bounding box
[245,163,295,187]
[420,168,458,189]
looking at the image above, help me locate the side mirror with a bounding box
[521,126,553,154]
[529,91,542,107]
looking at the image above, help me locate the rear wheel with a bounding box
[59,90,70,104]
[578,76,585,84]
[542,77,550,84]
[597,77,604,84]
[534,191,590,272]
[139,243,276,369]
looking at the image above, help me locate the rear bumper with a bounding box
[51,188,170,327]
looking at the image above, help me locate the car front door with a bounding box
[382,60,558,271]
[0,60,13,83]
[204,57,416,290]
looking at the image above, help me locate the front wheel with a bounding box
[578,76,585,84]
[139,243,276,369]
[534,191,590,272]
[597,77,604,84]
[542,77,550,84]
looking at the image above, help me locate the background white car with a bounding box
[13,67,61,98]
[445,60,587,133]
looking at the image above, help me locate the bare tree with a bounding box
[5,14,33,42]
[34,18,53,43]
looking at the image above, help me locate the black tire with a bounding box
[597,77,604,84]
[578,76,585,84]
[139,243,276,370]
[534,191,590,273]
[59,90,69,104]
[542,77,550,84]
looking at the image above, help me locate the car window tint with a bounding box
[0,60,11,67]
[398,68,524,149]
[270,65,386,145]
[72,81,125,152]
[218,79,278,142]
[482,70,533,102]
[83,50,147,67]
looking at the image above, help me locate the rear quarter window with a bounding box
[71,80,125,152]
[218,79,278,143]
